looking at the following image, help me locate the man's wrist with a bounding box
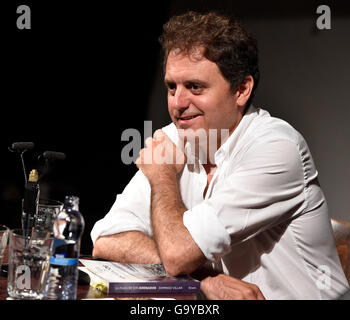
[149,166,178,189]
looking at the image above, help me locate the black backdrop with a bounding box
[1,1,170,254]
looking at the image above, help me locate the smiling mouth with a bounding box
[178,115,200,121]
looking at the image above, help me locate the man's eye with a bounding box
[190,84,202,93]
[167,84,176,94]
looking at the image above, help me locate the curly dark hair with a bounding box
[159,11,260,104]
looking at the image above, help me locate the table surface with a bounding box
[0,249,197,300]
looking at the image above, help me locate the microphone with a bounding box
[11,142,35,152]
[38,151,66,181]
[43,151,66,161]
[9,142,35,184]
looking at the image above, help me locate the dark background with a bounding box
[1,1,349,255]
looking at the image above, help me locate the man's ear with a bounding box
[236,75,254,108]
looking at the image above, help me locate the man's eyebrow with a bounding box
[184,79,208,86]
[164,78,208,86]
[164,79,175,87]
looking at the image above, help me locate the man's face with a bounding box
[165,48,243,148]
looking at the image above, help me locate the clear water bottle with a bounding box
[45,196,85,300]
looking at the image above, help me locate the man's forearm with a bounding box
[150,174,206,276]
[92,230,161,264]
[135,129,206,275]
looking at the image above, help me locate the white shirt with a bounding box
[91,106,349,300]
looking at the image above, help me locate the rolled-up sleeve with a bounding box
[183,140,308,262]
[90,170,152,244]
[90,123,179,245]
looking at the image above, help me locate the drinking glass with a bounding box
[33,199,63,238]
[7,229,52,300]
[0,225,9,268]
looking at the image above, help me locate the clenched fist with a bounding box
[136,129,186,183]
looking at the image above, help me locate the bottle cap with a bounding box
[64,195,80,208]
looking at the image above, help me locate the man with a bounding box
[91,11,349,299]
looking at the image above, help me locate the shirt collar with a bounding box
[214,104,258,165]
[182,104,258,167]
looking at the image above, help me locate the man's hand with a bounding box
[201,274,265,300]
[136,129,186,184]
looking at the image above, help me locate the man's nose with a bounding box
[173,87,190,110]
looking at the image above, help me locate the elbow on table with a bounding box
[163,263,182,277]
[92,237,103,258]
[161,252,197,277]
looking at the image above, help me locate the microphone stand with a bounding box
[22,169,40,246]
[9,142,37,249]
[9,144,66,245]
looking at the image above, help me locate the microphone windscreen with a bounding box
[43,151,66,161]
[11,142,35,151]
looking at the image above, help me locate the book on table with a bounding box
[79,259,200,294]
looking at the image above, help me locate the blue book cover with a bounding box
[79,259,200,294]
